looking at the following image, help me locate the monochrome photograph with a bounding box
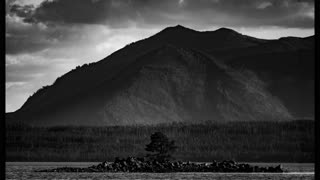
[5,0,315,179]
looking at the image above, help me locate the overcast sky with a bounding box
[6,0,314,112]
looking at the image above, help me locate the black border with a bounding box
[2,0,319,179]
[2,0,6,179]
[314,0,319,179]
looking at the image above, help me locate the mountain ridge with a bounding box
[7,25,314,126]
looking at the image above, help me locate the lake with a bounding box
[6,162,314,180]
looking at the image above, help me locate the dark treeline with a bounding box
[6,120,314,162]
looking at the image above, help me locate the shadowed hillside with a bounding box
[6,25,314,126]
[227,49,314,119]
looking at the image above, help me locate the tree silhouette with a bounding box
[145,132,177,162]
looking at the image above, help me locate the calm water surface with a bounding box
[6,162,314,180]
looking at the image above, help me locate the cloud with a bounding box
[6,14,57,54]
[8,0,314,28]
[6,0,314,55]
[256,1,273,9]
[6,53,76,83]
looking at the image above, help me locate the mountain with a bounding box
[6,25,314,126]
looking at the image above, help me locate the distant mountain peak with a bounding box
[215,27,239,34]
[161,24,197,33]
[173,24,185,28]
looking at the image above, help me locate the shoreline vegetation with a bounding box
[6,120,314,163]
[37,132,285,173]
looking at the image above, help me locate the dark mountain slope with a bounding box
[228,49,314,119]
[9,45,292,126]
[7,25,314,126]
[209,35,314,119]
[16,25,268,116]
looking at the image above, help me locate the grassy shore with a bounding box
[5,120,314,162]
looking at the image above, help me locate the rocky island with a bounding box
[38,158,284,173]
[37,132,284,173]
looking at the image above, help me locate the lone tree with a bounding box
[145,132,177,162]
